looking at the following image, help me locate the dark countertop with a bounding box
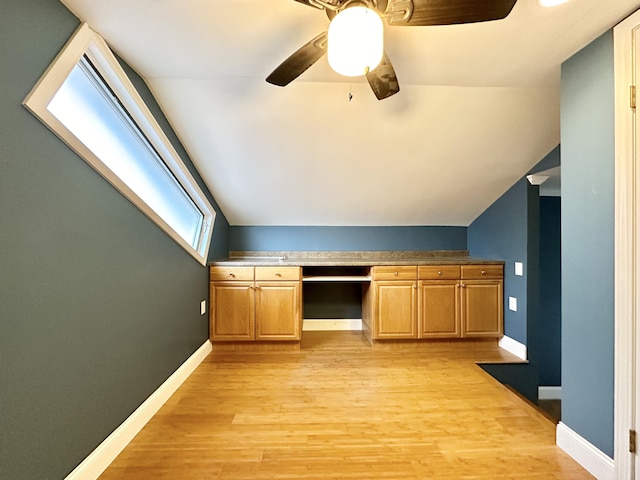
[210,251,504,267]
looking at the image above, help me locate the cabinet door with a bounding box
[374,281,417,339]
[210,282,255,341]
[255,282,301,341]
[461,280,503,337]
[419,281,461,338]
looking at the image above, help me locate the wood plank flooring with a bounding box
[99,332,593,479]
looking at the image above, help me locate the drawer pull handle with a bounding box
[275,272,281,277]
[481,270,487,275]
[229,273,235,277]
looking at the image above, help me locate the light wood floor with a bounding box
[100,332,593,479]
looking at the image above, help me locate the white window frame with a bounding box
[23,23,215,265]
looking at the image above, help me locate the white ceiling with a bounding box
[61,0,640,226]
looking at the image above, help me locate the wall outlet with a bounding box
[509,296,518,312]
[200,300,206,315]
[515,262,524,276]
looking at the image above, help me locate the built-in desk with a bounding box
[209,251,504,347]
[302,266,372,283]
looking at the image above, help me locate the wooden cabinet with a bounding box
[210,281,255,340]
[254,282,301,340]
[460,265,503,337]
[374,281,418,338]
[418,265,461,338]
[371,264,503,340]
[210,266,302,342]
[372,266,418,339]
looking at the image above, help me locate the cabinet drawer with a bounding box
[418,265,460,280]
[372,266,417,281]
[461,265,503,280]
[210,266,254,282]
[255,266,301,281]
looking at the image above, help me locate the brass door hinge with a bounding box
[630,429,637,454]
[631,85,637,110]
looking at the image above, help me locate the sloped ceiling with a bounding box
[61,0,640,226]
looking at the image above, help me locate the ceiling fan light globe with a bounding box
[327,6,384,77]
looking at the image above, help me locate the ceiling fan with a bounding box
[266,0,518,100]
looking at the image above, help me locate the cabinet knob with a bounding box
[394,271,398,276]
[461,283,466,288]
[413,284,417,289]
[229,273,235,277]
[456,284,461,288]
[275,272,281,277]
[481,270,487,275]
[438,271,442,276]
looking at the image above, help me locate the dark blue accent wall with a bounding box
[469,148,562,403]
[561,31,615,457]
[539,196,561,387]
[229,226,467,252]
[470,176,542,403]
[532,145,561,173]
[0,2,228,479]
[467,178,531,344]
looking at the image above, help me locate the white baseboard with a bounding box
[556,422,614,480]
[538,386,562,400]
[65,340,212,480]
[498,335,527,360]
[303,319,362,331]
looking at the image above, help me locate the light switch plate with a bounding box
[200,300,206,315]
[509,297,518,312]
[515,262,524,276]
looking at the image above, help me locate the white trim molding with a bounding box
[538,386,562,400]
[498,335,527,360]
[556,422,615,480]
[614,9,640,479]
[65,340,212,480]
[302,319,363,331]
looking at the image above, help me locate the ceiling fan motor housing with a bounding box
[324,0,389,20]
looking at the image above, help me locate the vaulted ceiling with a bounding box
[61,0,640,226]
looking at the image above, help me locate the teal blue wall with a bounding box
[467,179,532,344]
[467,174,540,403]
[468,146,559,346]
[229,226,467,251]
[469,147,561,403]
[561,31,615,457]
[0,2,228,478]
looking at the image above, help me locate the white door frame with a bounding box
[614,10,640,479]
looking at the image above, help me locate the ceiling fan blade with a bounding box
[292,0,322,8]
[389,0,518,26]
[266,32,328,87]
[366,52,400,100]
